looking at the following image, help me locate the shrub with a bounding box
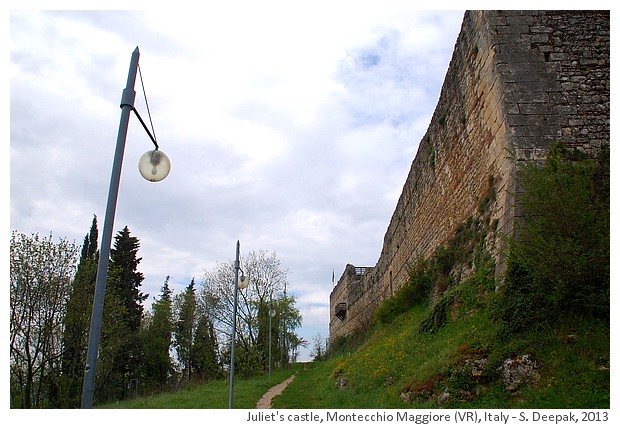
[495,144,610,335]
[374,259,433,325]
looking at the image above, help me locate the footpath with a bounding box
[255,375,296,409]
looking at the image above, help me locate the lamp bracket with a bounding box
[132,107,159,150]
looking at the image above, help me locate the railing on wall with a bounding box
[335,302,347,321]
[355,267,368,276]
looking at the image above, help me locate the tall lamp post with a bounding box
[229,240,248,408]
[282,283,287,368]
[268,291,275,380]
[80,47,171,409]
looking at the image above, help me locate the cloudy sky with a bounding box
[9,4,467,361]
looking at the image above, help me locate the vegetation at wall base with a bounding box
[493,144,610,337]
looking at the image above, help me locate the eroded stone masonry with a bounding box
[329,10,609,340]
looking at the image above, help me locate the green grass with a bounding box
[277,311,608,409]
[99,305,609,409]
[98,367,297,409]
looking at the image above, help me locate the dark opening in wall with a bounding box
[335,303,347,321]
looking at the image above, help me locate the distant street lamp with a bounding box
[269,291,275,380]
[282,283,287,368]
[229,240,248,409]
[81,47,170,409]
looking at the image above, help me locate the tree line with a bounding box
[10,217,304,408]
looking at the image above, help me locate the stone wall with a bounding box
[330,10,609,341]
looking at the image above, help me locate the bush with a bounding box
[495,144,610,335]
[374,259,433,325]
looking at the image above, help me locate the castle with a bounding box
[329,10,610,340]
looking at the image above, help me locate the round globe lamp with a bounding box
[138,149,171,182]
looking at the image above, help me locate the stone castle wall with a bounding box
[330,10,610,340]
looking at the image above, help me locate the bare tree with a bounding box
[199,249,302,374]
[309,332,327,361]
[10,231,78,408]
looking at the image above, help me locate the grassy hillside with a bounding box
[275,306,609,408]
[100,301,608,409]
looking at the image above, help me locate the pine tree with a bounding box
[97,226,147,401]
[108,226,147,331]
[174,279,196,382]
[60,215,98,408]
[140,276,174,392]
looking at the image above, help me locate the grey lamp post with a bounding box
[269,291,275,380]
[229,240,248,408]
[80,46,170,409]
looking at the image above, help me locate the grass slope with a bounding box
[274,307,609,409]
[101,303,609,409]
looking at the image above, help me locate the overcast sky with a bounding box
[9,5,467,362]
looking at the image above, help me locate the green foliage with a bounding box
[419,250,495,334]
[10,231,79,408]
[95,226,147,403]
[140,276,175,393]
[174,278,198,382]
[192,314,223,380]
[327,328,370,357]
[374,259,433,325]
[495,144,610,336]
[108,226,148,330]
[60,216,99,407]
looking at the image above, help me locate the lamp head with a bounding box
[238,275,249,289]
[139,149,171,182]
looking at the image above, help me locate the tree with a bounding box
[60,216,99,407]
[174,278,197,382]
[309,333,328,362]
[108,226,147,331]
[272,289,304,367]
[191,313,222,381]
[200,249,303,377]
[140,276,174,393]
[10,231,78,408]
[95,226,147,402]
[95,290,130,402]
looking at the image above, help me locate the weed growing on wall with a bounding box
[374,179,498,330]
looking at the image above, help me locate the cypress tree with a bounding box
[60,215,98,408]
[141,276,174,392]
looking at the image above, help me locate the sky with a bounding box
[10,3,468,364]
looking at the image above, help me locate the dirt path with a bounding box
[256,375,296,409]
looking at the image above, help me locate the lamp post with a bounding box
[229,240,248,409]
[282,283,287,368]
[80,47,170,409]
[268,291,275,380]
